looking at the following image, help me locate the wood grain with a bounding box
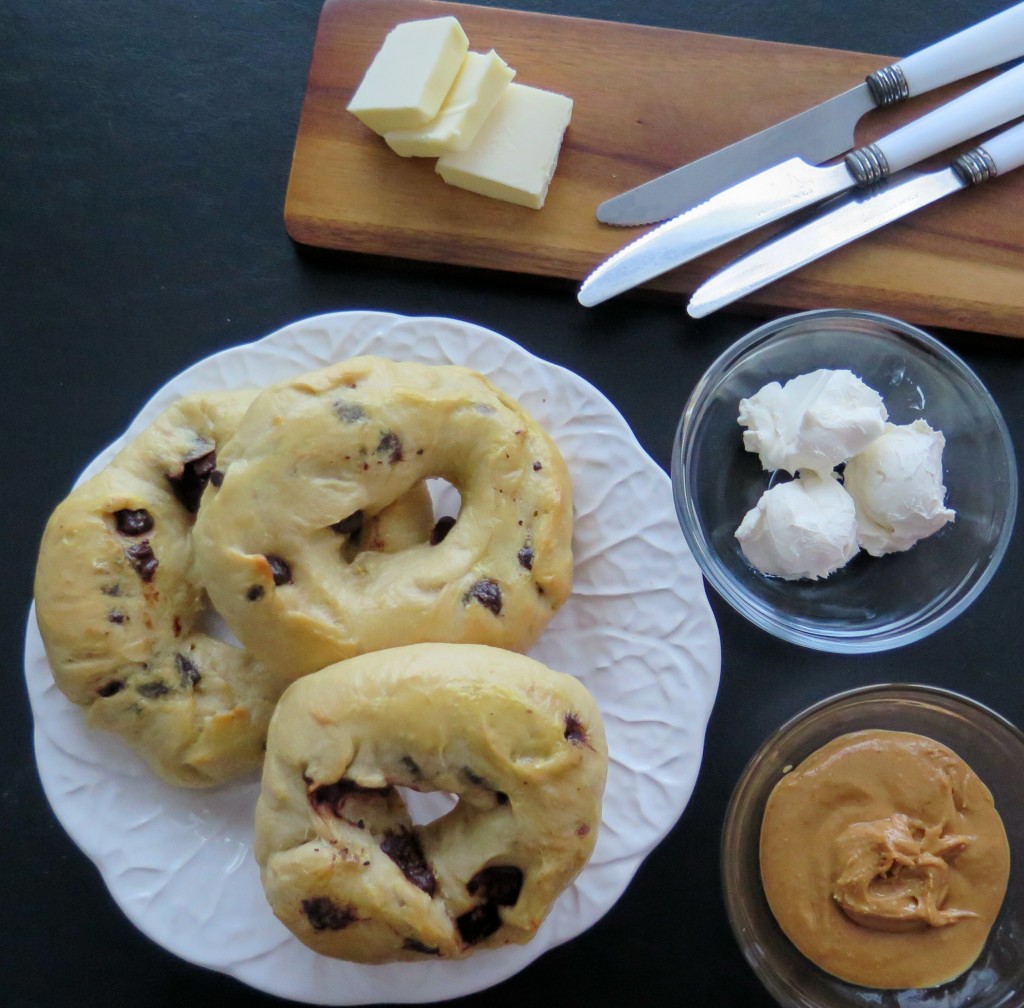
[284,0,1024,338]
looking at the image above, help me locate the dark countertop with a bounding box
[4,1,1022,1006]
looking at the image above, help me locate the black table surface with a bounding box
[5,1,1023,1006]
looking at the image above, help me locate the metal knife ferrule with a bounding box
[866,63,911,107]
[844,143,892,186]
[953,146,999,184]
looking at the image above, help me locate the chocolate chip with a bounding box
[138,681,170,699]
[333,401,366,423]
[430,516,456,545]
[167,450,217,514]
[517,546,534,570]
[467,865,523,907]
[114,508,154,536]
[564,713,588,746]
[246,584,264,601]
[495,791,509,806]
[209,469,224,488]
[125,540,158,582]
[107,610,126,624]
[402,938,440,956]
[380,829,436,896]
[175,652,200,687]
[464,579,502,615]
[376,431,403,464]
[456,903,502,945]
[301,897,356,931]
[331,510,364,536]
[456,865,523,945]
[532,461,542,471]
[265,555,292,586]
[101,583,121,597]
[97,680,125,698]
[400,755,421,777]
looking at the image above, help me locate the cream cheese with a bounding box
[739,369,888,476]
[843,420,955,556]
[735,472,859,581]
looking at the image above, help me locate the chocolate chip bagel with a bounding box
[192,357,574,681]
[34,391,435,787]
[254,643,607,963]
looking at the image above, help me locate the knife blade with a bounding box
[597,2,1024,226]
[577,60,1024,308]
[686,119,1024,318]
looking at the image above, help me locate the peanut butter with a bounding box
[759,730,1009,989]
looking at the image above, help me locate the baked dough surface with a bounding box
[193,356,574,681]
[255,642,607,963]
[34,391,434,786]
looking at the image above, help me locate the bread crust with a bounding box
[193,357,574,681]
[255,642,607,962]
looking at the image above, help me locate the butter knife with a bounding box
[598,1,1024,226]
[687,120,1024,318]
[577,61,1024,308]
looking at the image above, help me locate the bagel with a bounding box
[254,643,607,963]
[192,356,574,680]
[34,391,435,787]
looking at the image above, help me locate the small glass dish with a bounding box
[671,308,1017,652]
[722,683,1024,1008]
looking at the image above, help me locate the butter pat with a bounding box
[347,17,469,135]
[384,51,516,157]
[436,83,573,209]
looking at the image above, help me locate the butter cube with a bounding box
[384,51,516,157]
[347,17,469,135]
[436,83,573,209]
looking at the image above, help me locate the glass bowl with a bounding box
[722,683,1024,1008]
[671,309,1017,652]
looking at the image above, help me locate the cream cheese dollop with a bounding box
[738,369,888,476]
[842,420,955,557]
[735,472,859,581]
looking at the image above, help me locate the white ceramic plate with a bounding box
[24,312,721,1005]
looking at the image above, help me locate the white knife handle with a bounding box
[961,119,1024,177]
[871,2,1024,103]
[846,61,1024,182]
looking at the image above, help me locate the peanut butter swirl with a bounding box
[832,813,975,932]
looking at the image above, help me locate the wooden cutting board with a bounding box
[284,0,1024,339]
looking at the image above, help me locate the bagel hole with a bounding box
[426,479,462,526]
[192,593,244,648]
[399,787,458,826]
